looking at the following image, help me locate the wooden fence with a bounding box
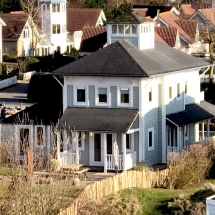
[58,168,168,215]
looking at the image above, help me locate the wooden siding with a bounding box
[166,99,184,115]
[144,107,160,165]
[185,95,195,105]
[89,85,95,107]
[131,117,139,130]
[67,85,73,107]
[79,132,90,165]
[133,86,139,109]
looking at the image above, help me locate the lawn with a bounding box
[119,180,215,215]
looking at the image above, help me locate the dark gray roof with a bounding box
[58,108,139,132]
[53,40,210,77]
[107,12,151,24]
[166,103,214,127]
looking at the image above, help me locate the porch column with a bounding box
[102,133,107,173]
[75,132,79,164]
[207,119,210,139]
[121,133,126,172]
[177,126,180,151]
[46,126,51,159]
[202,121,205,140]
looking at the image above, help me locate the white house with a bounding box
[39,0,72,54]
[0,18,6,62]
[50,12,215,172]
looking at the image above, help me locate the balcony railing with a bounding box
[106,151,137,171]
[59,151,76,166]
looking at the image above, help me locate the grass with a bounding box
[118,180,215,215]
[0,167,25,176]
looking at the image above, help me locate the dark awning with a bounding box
[58,108,139,132]
[166,102,214,127]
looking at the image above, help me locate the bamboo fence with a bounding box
[58,168,168,215]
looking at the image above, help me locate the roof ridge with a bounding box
[117,40,149,77]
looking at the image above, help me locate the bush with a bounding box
[0,146,6,165]
[2,54,17,63]
[48,159,60,172]
[78,194,142,215]
[167,143,212,189]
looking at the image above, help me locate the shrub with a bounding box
[78,194,142,215]
[2,63,19,76]
[18,57,39,73]
[3,54,17,63]
[168,197,206,215]
[167,143,212,189]
[48,159,60,172]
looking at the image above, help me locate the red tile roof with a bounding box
[159,11,196,44]
[198,8,215,26]
[67,8,103,31]
[180,4,196,16]
[0,13,28,39]
[80,25,107,52]
[133,8,148,17]
[154,31,168,45]
[155,26,177,47]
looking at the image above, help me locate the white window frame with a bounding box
[184,125,189,140]
[95,86,111,106]
[78,132,85,151]
[176,82,182,101]
[112,24,137,35]
[35,126,45,147]
[148,127,154,151]
[74,85,89,106]
[117,86,133,107]
[125,133,134,153]
[23,25,30,38]
[15,125,33,158]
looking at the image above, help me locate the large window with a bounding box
[52,24,60,34]
[120,88,129,103]
[148,128,154,151]
[112,24,137,34]
[74,86,88,105]
[23,26,30,38]
[96,87,110,106]
[52,4,60,12]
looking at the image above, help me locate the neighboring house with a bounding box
[155,26,180,48]
[38,0,73,54]
[52,12,215,172]
[67,8,106,50]
[0,103,61,162]
[79,26,107,55]
[0,13,43,57]
[155,11,206,54]
[179,4,198,17]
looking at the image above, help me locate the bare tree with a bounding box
[20,0,41,56]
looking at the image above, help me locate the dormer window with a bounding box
[112,24,137,34]
[52,4,60,12]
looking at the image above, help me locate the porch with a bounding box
[166,102,215,157]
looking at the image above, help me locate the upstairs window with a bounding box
[185,80,188,95]
[112,24,137,34]
[52,24,60,34]
[120,88,129,104]
[52,4,60,12]
[77,88,85,102]
[98,88,107,103]
[169,86,172,100]
[148,128,154,151]
[177,83,180,97]
[23,26,29,38]
[141,25,151,33]
[149,87,152,102]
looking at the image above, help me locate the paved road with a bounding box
[0,82,34,108]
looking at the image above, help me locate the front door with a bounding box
[90,133,116,166]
